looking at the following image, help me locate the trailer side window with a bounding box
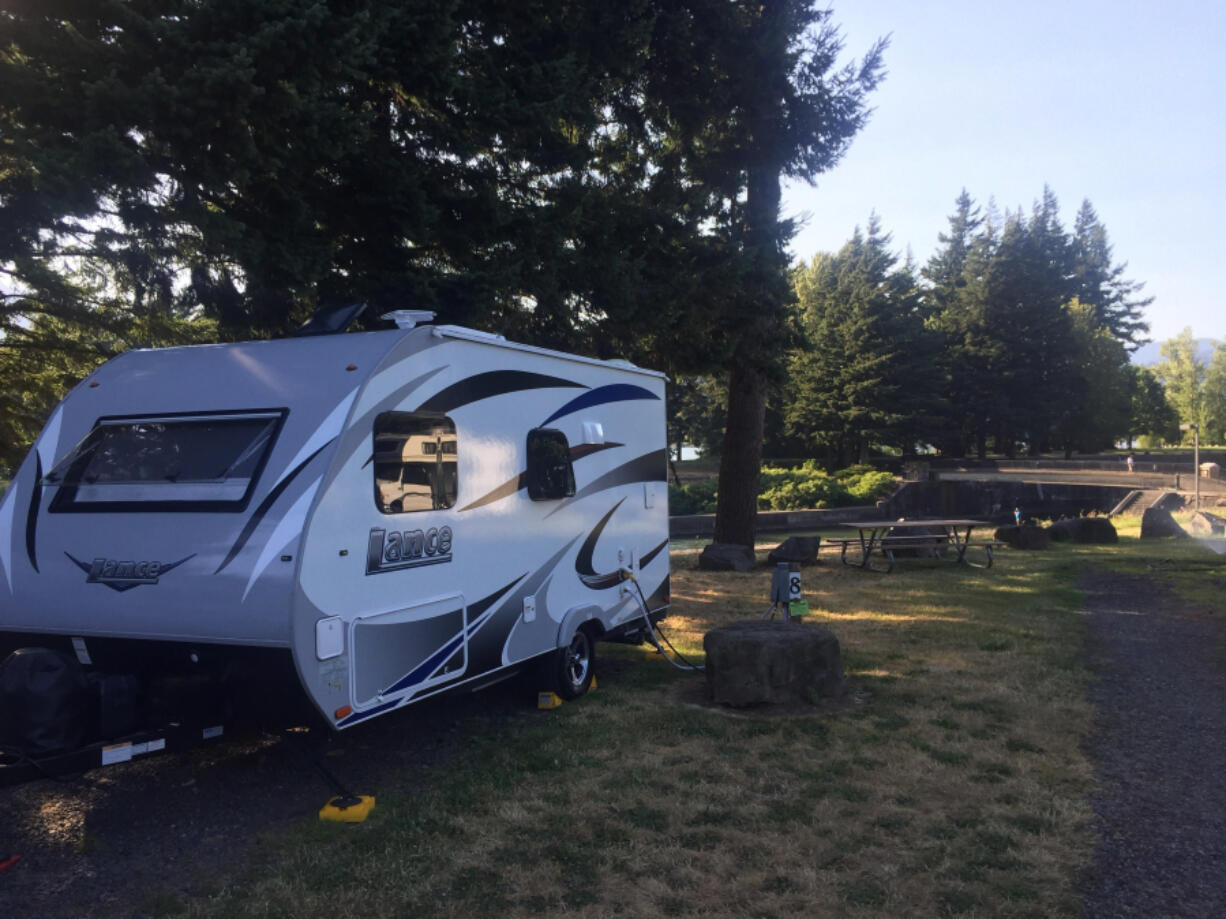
[373,413,457,514]
[526,428,575,501]
[45,410,285,512]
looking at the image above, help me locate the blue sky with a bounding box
[783,0,1225,345]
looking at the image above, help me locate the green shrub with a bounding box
[668,479,718,515]
[832,463,878,482]
[760,461,897,511]
[758,462,849,510]
[843,469,897,502]
[667,463,897,514]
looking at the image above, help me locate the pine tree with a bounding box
[1070,200,1152,349]
[1052,300,1132,454]
[642,0,885,547]
[785,216,941,467]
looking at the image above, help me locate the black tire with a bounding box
[552,627,595,700]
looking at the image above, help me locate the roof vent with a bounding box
[381,310,436,330]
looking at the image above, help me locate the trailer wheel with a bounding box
[553,627,595,700]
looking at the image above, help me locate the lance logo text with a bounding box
[65,552,195,592]
[366,525,453,575]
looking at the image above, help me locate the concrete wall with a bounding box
[880,480,1130,522]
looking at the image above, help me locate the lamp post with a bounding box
[1181,423,1200,511]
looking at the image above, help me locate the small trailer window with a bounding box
[526,428,575,501]
[373,413,458,513]
[45,410,285,512]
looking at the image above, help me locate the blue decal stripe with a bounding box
[383,634,465,695]
[352,577,522,717]
[540,383,659,427]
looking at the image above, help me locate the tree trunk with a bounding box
[710,0,787,551]
[713,352,767,548]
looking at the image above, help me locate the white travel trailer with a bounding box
[0,316,670,761]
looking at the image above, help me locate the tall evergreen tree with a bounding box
[921,189,981,318]
[1070,199,1152,349]
[642,0,884,547]
[925,198,1003,457]
[785,216,942,466]
[1052,300,1132,454]
[0,0,795,465]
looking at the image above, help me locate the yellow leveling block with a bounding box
[537,677,597,709]
[319,794,376,823]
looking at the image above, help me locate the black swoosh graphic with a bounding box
[26,454,42,573]
[457,442,623,513]
[214,440,332,574]
[416,371,586,414]
[643,573,670,612]
[466,536,580,674]
[544,448,668,519]
[640,539,668,569]
[575,499,628,590]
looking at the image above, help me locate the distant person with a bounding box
[1014,507,1022,525]
[1127,454,1135,473]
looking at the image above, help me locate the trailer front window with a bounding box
[45,410,285,512]
[373,413,458,513]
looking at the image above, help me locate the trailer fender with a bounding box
[556,604,605,649]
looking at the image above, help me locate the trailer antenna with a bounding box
[381,309,436,330]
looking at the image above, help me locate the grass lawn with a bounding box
[188,516,1224,919]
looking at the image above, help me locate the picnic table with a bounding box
[833,518,1002,573]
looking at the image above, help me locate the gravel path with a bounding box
[1079,569,1226,918]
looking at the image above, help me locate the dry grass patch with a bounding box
[189,523,1226,919]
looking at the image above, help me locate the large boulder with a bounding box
[1141,506,1188,539]
[1047,516,1118,544]
[1150,492,1185,513]
[698,542,756,572]
[767,535,821,567]
[704,620,843,707]
[1185,511,1226,536]
[993,524,1050,550]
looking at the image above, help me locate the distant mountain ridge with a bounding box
[1130,338,1216,367]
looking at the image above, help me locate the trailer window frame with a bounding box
[45,408,288,514]
[372,412,458,514]
[526,428,576,501]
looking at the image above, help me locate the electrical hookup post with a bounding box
[763,562,809,621]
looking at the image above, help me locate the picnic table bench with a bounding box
[833,519,1005,574]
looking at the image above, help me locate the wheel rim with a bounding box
[564,633,590,689]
